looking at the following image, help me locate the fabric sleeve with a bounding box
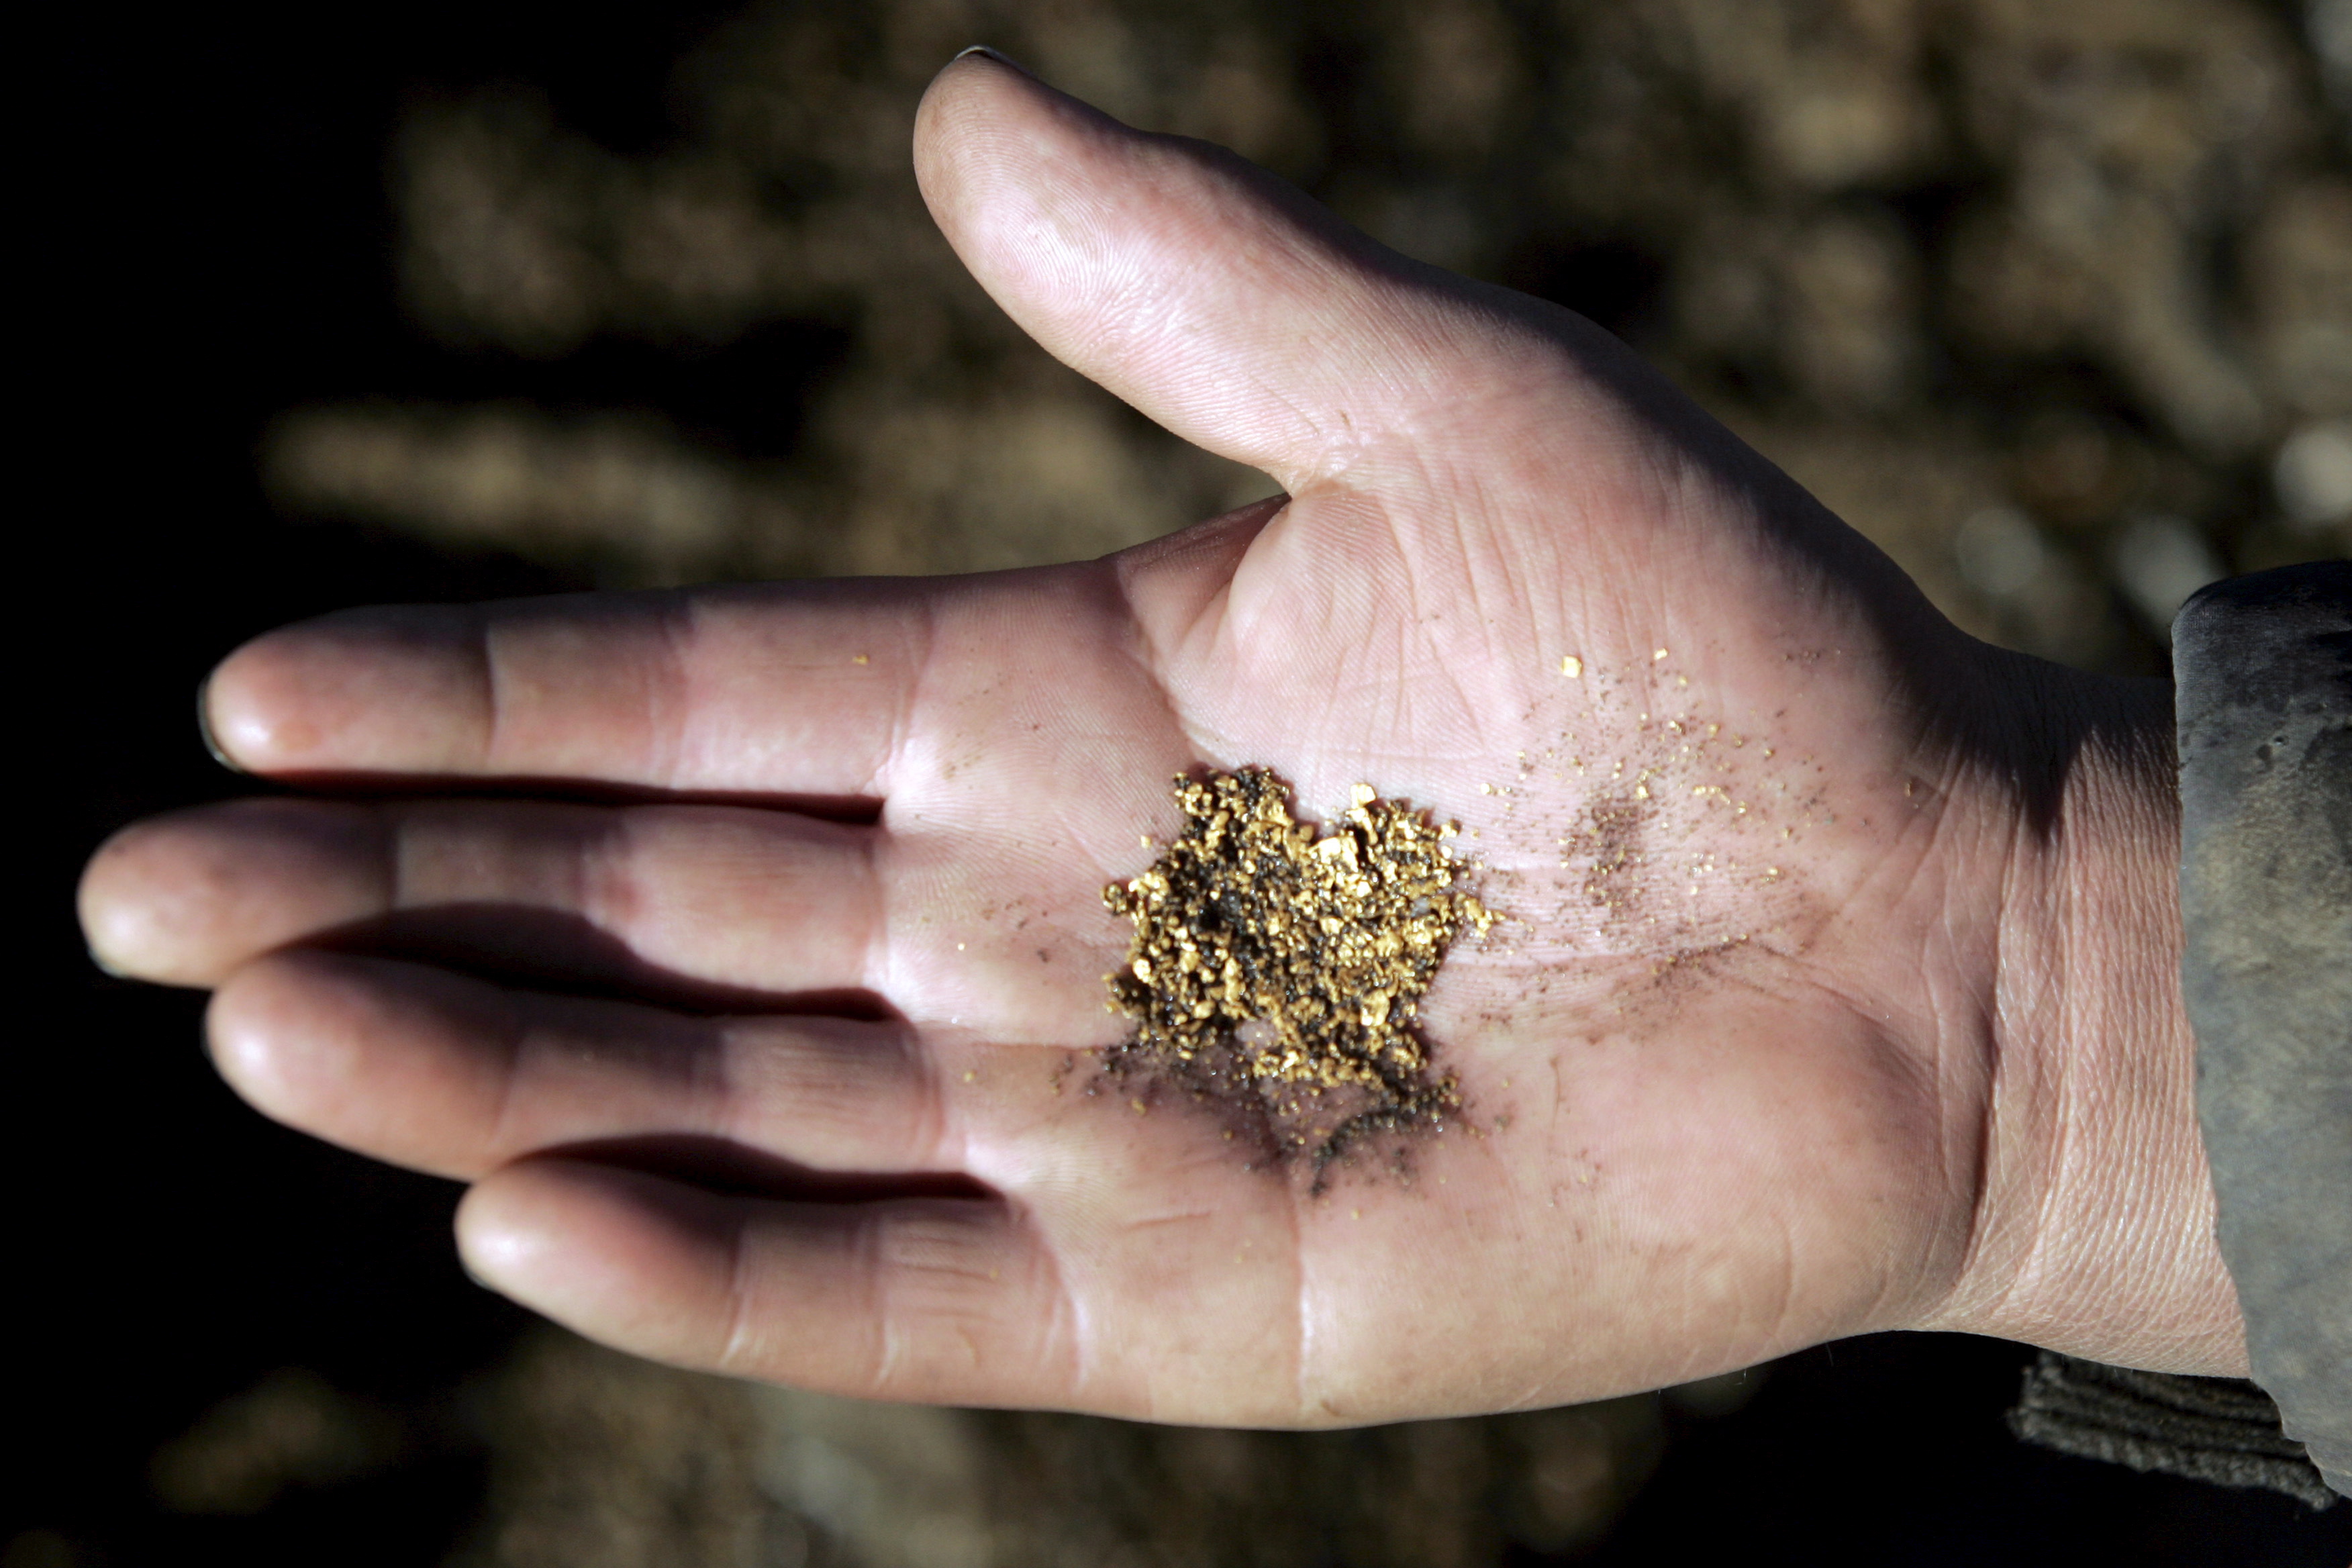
[2008,1351,2339,1509]
[2173,558,2351,1501]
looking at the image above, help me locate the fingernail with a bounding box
[87,945,133,981]
[954,44,1036,77]
[196,677,246,775]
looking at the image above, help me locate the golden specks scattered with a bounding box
[1653,648,1669,661]
[1102,769,1489,1165]
[962,1069,977,1083]
[1561,655,1583,678]
[852,654,869,665]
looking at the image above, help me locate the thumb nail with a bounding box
[954,44,1037,78]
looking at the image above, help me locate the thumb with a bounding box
[914,51,1602,495]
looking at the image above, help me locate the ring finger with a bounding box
[208,950,959,1183]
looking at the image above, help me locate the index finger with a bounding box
[203,579,931,796]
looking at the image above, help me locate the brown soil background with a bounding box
[30,2,2351,1565]
[279,0,2349,644]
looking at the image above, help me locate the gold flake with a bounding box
[1653,648,1669,660]
[1561,655,1582,677]
[852,654,869,665]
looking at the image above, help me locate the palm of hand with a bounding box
[83,58,2023,1423]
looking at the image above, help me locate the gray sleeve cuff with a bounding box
[2173,559,2351,1502]
[2010,1353,2340,1510]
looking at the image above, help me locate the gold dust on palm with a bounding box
[1103,769,1491,1167]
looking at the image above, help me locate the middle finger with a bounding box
[82,795,881,1001]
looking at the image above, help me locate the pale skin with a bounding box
[79,56,2245,1426]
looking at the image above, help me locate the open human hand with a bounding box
[79,54,2243,1425]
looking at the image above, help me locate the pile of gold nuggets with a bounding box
[1104,769,1491,1166]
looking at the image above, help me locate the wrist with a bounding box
[1926,660,2247,1373]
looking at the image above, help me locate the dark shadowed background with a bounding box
[26,1,2352,1563]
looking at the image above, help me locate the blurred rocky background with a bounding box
[269,0,2349,658]
[26,2,2351,1566]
